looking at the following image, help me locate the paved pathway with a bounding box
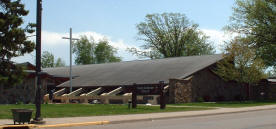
[1,105,276,126]
[44,108,276,129]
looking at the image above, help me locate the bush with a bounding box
[196,97,204,102]
[203,95,211,102]
[16,101,23,105]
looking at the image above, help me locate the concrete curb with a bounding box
[0,121,109,129]
[37,121,109,128]
[0,124,37,129]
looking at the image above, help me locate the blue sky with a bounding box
[14,0,236,65]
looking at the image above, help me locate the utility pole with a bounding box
[62,28,79,93]
[33,0,44,124]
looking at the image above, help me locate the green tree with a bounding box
[214,37,266,90]
[267,67,276,77]
[41,51,54,68]
[73,36,95,65]
[94,40,121,64]
[273,67,276,77]
[0,0,35,88]
[226,0,276,66]
[129,13,214,59]
[42,51,66,68]
[55,57,65,67]
[272,67,276,77]
[73,36,121,64]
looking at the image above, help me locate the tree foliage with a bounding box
[267,67,276,77]
[42,51,66,68]
[55,57,65,67]
[226,0,276,66]
[42,51,54,68]
[214,37,266,85]
[0,0,35,87]
[129,13,214,59]
[73,36,95,65]
[73,36,121,65]
[94,40,121,64]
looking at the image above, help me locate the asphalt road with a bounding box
[41,109,276,129]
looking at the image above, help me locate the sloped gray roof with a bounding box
[43,54,223,87]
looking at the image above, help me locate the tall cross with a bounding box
[62,28,79,93]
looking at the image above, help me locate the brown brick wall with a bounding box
[169,78,192,103]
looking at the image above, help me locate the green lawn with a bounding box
[0,104,211,119]
[169,100,276,108]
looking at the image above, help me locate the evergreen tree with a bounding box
[0,0,35,88]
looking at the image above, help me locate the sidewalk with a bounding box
[1,104,276,128]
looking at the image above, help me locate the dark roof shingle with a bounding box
[43,54,223,87]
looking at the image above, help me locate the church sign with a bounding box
[131,81,166,109]
[136,85,161,95]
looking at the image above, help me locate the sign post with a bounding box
[132,83,137,108]
[159,81,166,109]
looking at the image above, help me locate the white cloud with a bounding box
[201,29,237,53]
[43,31,68,45]
[14,31,140,64]
[72,31,106,42]
[39,31,139,50]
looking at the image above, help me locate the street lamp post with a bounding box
[34,0,43,123]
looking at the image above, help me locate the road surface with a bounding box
[40,109,276,129]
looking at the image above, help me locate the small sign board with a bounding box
[136,85,161,95]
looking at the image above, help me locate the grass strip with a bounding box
[0,104,212,119]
